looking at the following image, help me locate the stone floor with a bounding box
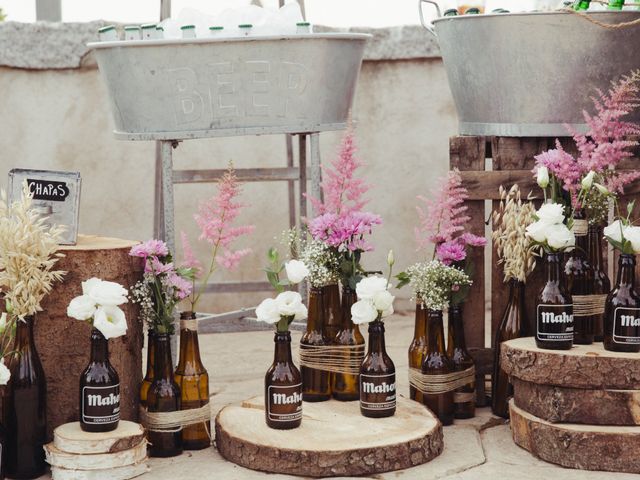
[96,314,640,479]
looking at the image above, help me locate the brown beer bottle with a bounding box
[587,223,610,342]
[604,254,640,353]
[322,283,341,342]
[300,288,331,402]
[79,328,120,432]
[140,330,156,408]
[408,302,428,403]
[174,312,210,450]
[422,309,454,426]
[536,252,574,350]
[265,331,302,429]
[5,315,47,479]
[565,211,595,344]
[446,304,475,419]
[360,319,396,418]
[331,287,364,401]
[147,334,183,457]
[492,279,527,418]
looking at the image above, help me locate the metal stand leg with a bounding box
[153,141,164,239]
[298,135,307,223]
[309,132,322,205]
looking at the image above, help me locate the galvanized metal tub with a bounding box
[420,7,640,137]
[88,34,369,140]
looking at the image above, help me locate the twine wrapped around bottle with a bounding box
[180,319,198,330]
[139,404,211,436]
[408,366,476,395]
[572,294,607,316]
[571,219,588,237]
[298,344,365,376]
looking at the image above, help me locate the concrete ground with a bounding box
[146,313,634,479]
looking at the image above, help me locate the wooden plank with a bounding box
[203,281,273,293]
[450,136,486,349]
[173,167,300,184]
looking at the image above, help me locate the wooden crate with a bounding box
[450,135,640,402]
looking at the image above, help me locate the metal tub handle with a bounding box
[418,0,441,36]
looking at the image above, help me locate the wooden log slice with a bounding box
[215,396,443,477]
[45,440,147,470]
[501,337,640,389]
[510,401,640,473]
[34,235,144,437]
[513,378,640,426]
[54,421,146,454]
[51,461,149,480]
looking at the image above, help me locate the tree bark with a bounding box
[53,421,146,454]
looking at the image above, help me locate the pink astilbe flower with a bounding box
[219,248,252,270]
[309,211,382,253]
[534,141,583,201]
[607,171,640,195]
[459,232,487,248]
[130,239,169,258]
[436,241,467,266]
[179,231,203,276]
[415,169,470,251]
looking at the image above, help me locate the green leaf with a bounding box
[628,200,636,218]
[395,271,410,289]
[267,247,279,264]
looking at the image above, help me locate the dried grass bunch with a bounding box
[492,185,536,283]
[0,182,65,320]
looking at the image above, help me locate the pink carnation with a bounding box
[145,257,175,275]
[130,239,169,258]
[436,241,467,266]
[166,272,192,300]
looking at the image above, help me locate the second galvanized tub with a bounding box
[89,34,369,140]
[420,7,640,137]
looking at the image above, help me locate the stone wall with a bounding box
[0,22,457,313]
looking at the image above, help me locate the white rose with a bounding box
[604,220,625,243]
[624,226,640,254]
[293,301,308,321]
[536,203,565,225]
[351,300,379,325]
[356,276,389,301]
[546,223,575,250]
[82,277,102,295]
[93,305,128,340]
[256,298,281,324]
[284,260,310,284]
[86,279,128,306]
[275,291,305,318]
[373,290,395,316]
[581,171,595,190]
[0,359,10,386]
[525,220,548,243]
[67,295,97,321]
[536,166,549,188]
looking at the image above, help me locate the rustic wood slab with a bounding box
[215,395,443,477]
[510,401,640,473]
[50,461,149,480]
[53,421,146,455]
[45,440,146,470]
[513,378,640,425]
[501,337,640,389]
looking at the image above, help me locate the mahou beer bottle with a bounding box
[79,328,120,432]
[174,312,210,450]
[536,252,574,350]
[604,254,640,353]
[265,330,302,429]
[331,287,365,401]
[422,309,454,426]
[301,288,331,402]
[360,319,396,418]
[446,304,475,419]
[147,334,183,457]
[322,283,341,342]
[408,302,428,403]
[6,315,47,479]
[588,223,610,341]
[565,211,595,344]
[140,330,156,408]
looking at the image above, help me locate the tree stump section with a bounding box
[501,337,640,389]
[54,421,146,454]
[510,401,640,473]
[513,378,640,425]
[215,396,443,477]
[51,462,149,480]
[45,440,147,470]
[35,235,144,437]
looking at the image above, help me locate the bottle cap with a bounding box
[181,24,196,30]
[444,8,459,15]
[141,23,156,29]
[238,23,253,28]
[98,25,116,33]
[124,25,141,31]
[156,26,164,31]
[296,22,311,26]
[209,26,224,30]
[465,7,481,14]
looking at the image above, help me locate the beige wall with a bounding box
[0,58,457,312]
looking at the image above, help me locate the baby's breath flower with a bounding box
[406,260,472,311]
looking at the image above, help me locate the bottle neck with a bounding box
[145,331,156,377]
[178,311,202,366]
[571,210,589,255]
[15,315,35,350]
[306,288,324,333]
[587,224,605,271]
[367,319,386,354]
[153,335,174,380]
[617,254,636,287]
[448,304,467,350]
[90,328,109,363]
[273,331,293,363]
[508,278,526,304]
[544,252,563,284]
[426,309,446,353]
[340,287,358,329]
[413,301,427,340]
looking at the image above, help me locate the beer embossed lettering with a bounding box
[604,254,640,352]
[536,252,573,350]
[265,331,302,429]
[360,319,396,418]
[80,328,120,432]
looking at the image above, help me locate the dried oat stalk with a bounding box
[492,185,536,283]
[0,182,66,319]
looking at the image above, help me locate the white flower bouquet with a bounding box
[604,202,640,255]
[525,203,575,253]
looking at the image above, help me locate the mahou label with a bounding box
[267,384,302,423]
[537,304,574,342]
[82,384,120,425]
[613,307,640,345]
[360,373,396,412]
